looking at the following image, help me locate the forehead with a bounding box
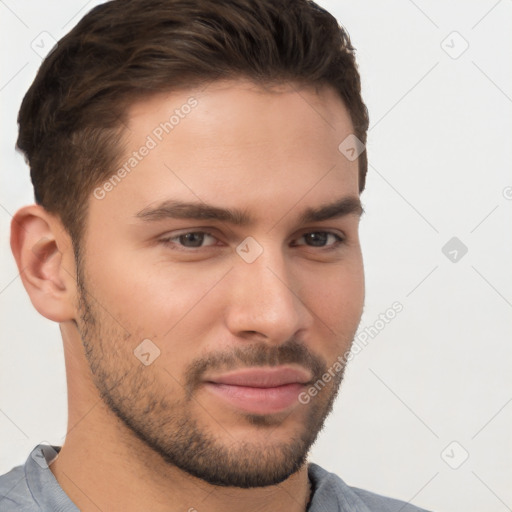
[89,79,360,228]
[127,79,354,147]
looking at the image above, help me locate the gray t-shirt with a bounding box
[0,445,431,511]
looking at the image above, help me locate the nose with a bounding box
[223,243,314,344]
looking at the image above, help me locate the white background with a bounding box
[1,1,511,511]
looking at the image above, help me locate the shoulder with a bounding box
[0,445,76,512]
[0,464,39,512]
[348,486,432,512]
[308,462,433,512]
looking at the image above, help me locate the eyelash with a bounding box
[158,230,345,252]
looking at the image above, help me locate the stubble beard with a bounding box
[75,263,350,488]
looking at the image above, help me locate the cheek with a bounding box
[302,258,364,337]
[87,247,228,338]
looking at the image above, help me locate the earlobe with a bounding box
[10,205,77,323]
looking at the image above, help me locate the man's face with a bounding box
[75,80,364,487]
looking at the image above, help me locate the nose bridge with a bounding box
[226,241,309,341]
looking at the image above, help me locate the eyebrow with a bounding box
[135,196,364,226]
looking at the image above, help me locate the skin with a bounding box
[10,79,365,512]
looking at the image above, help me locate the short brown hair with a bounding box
[17,0,369,254]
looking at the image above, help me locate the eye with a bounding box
[293,231,344,248]
[159,231,219,250]
[158,230,345,252]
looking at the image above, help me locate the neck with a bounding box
[50,402,311,512]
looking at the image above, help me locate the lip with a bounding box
[203,366,311,415]
[206,366,312,387]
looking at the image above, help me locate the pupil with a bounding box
[180,232,204,247]
[307,232,327,246]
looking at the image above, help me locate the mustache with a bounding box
[183,339,327,398]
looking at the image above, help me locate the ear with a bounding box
[10,204,78,322]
